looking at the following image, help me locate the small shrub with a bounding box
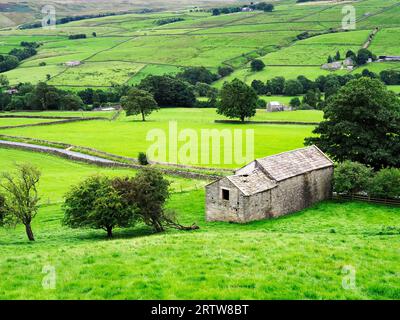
[217,66,234,78]
[256,99,266,109]
[290,97,301,109]
[368,168,400,198]
[334,161,373,194]
[138,152,149,166]
[378,226,400,235]
[250,59,265,72]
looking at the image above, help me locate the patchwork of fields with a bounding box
[1,0,400,301]
[1,0,400,88]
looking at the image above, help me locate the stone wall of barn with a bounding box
[269,167,333,217]
[240,190,273,222]
[205,178,244,222]
[205,166,333,223]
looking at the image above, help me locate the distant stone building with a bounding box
[321,61,342,71]
[6,88,18,95]
[267,101,291,112]
[205,146,334,223]
[65,61,81,67]
[378,56,400,62]
[343,57,354,67]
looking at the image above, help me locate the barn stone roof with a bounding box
[255,145,334,182]
[220,146,333,196]
[227,169,277,196]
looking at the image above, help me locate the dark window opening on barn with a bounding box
[222,188,230,201]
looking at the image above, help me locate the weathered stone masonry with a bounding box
[206,146,334,223]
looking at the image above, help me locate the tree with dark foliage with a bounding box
[305,77,400,169]
[138,75,196,107]
[218,79,258,122]
[113,170,198,232]
[121,88,159,121]
[63,176,137,238]
[218,66,234,78]
[177,67,218,85]
[250,59,266,72]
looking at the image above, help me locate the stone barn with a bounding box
[205,146,334,223]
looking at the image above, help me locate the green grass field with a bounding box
[0,148,205,204]
[389,85,400,94]
[0,108,319,169]
[0,118,57,127]
[0,187,399,299]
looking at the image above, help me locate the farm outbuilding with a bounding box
[65,61,81,67]
[267,101,291,112]
[205,146,334,223]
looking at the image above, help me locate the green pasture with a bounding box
[0,186,398,299]
[49,61,146,86]
[389,85,400,94]
[20,37,129,67]
[263,43,363,65]
[0,148,203,204]
[127,64,182,85]
[358,4,400,29]
[87,32,297,68]
[3,65,66,85]
[353,62,400,75]
[0,108,318,169]
[0,118,56,127]
[369,28,400,56]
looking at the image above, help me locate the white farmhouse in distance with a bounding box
[65,61,81,67]
[267,101,291,112]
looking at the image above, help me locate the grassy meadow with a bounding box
[0,187,399,299]
[0,117,57,127]
[0,108,319,169]
[0,148,205,204]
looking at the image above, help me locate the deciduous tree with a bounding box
[121,88,159,121]
[63,176,137,238]
[0,164,41,241]
[218,79,258,122]
[306,77,400,169]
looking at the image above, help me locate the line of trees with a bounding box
[154,17,185,26]
[0,82,84,111]
[68,34,87,40]
[19,12,125,30]
[211,2,274,15]
[0,41,39,73]
[250,70,400,111]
